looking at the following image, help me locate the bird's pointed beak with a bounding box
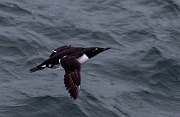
[99,47,111,52]
[104,47,111,50]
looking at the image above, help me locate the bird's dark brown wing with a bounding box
[50,45,71,58]
[60,56,81,100]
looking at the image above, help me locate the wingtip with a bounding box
[72,96,77,100]
[29,67,38,73]
[70,85,80,100]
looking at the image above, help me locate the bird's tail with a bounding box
[29,65,45,73]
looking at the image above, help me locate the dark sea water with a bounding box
[1,0,180,117]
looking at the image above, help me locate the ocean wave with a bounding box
[1,0,180,117]
[1,96,87,117]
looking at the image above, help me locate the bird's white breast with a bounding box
[77,54,89,64]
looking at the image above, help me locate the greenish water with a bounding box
[0,0,180,117]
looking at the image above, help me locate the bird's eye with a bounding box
[93,48,98,52]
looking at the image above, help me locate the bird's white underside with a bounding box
[77,54,89,64]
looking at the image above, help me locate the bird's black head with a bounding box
[84,47,111,59]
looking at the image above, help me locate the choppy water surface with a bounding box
[0,0,180,117]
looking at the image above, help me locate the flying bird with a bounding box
[29,45,111,100]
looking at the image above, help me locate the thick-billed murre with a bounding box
[29,45,111,100]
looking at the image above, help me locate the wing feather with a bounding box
[61,57,81,100]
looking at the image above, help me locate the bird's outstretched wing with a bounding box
[60,56,81,100]
[50,45,71,58]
